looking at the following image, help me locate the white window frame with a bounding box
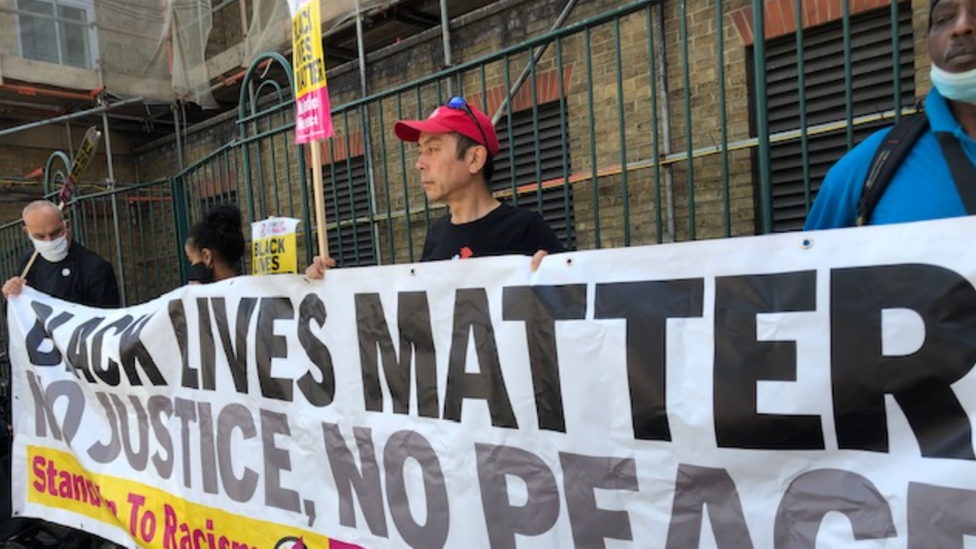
[15,0,98,69]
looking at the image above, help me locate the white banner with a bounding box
[9,217,976,549]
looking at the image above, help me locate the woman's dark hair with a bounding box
[188,204,245,267]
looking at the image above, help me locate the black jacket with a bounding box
[17,241,120,308]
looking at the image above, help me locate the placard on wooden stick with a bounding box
[288,0,335,264]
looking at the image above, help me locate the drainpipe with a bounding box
[355,0,368,95]
[439,0,453,95]
[239,0,248,36]
[656,5,676,243]
[356,0,382,264]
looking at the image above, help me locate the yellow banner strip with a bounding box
[26,446,357,549]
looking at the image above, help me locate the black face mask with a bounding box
[187,262,214,284]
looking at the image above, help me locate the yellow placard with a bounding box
[252,218,300,275]
[292,0,327,99]
[253,234,298,275]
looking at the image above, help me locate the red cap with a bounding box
[394,98,500,156]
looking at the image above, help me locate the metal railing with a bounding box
[0,0,918,349]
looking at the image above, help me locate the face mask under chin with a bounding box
[931,64,976,105]
[31,235,69,263]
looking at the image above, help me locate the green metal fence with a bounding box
[0,0,919,349]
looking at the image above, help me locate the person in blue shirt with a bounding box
[804,0,976,229]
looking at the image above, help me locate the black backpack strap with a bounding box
[856,115,929,226]
[935,132,976,215]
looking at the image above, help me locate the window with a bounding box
[324,156,376,267]
[493,100,576,250]
[753,4,915,232]
[17,0,96,69]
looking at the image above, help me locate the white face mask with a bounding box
[31,235,69,263]
[931,64,976,105]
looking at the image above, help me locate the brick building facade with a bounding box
[0,0,935,292]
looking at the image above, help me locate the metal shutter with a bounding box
[324,156,376,266]
[493,101,576,250]
[762,4,915,232]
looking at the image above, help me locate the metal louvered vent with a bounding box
[493,100,576,250]
[323,156,376,266]
[758,4,916,232]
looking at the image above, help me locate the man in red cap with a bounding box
[306,97,562,276]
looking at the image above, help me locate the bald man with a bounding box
[2,200,119,308]
[0,202,119,547]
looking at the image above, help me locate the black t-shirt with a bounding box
[17,241,120,308]
[421,202,564,262]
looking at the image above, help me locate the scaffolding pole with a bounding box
[0,96,146,139]
[101,107,128,307]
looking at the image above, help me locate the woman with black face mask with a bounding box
[184,204,245,284]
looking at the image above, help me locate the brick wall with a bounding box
[209,1,247,59]
[128,0,934,268]
[0,124,141,224]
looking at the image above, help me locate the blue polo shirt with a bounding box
[804,88,976,229]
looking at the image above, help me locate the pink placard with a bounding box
[295,87,334,144]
